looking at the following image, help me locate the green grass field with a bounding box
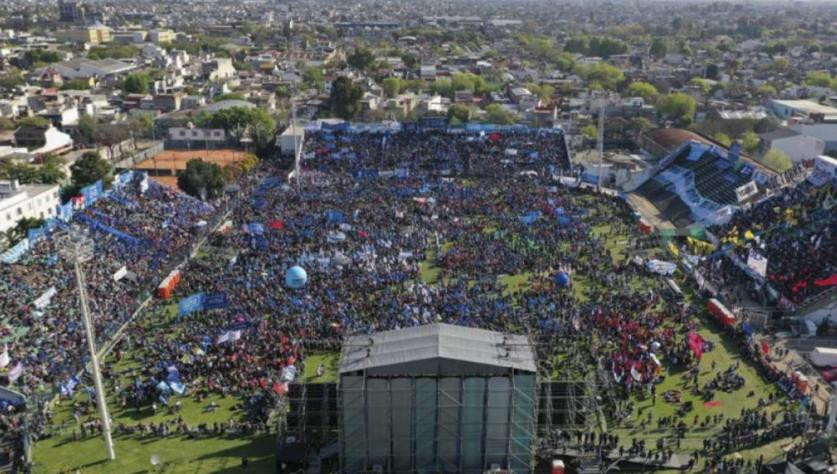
[300,352,340,383]
[34,432,275,474]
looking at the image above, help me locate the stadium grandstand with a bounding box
[627,129,781,231]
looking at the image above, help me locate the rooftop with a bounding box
[340,323,536,376]
[772,99,837,116]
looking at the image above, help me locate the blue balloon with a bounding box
[555,271,571,288]
[285,266,308,289]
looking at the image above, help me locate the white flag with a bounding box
[8,362,22,382]
[630,365,642,383]
[0,346,10,369]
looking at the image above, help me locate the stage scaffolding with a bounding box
[275,330,606,472]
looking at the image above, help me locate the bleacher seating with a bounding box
[632,140,774,228]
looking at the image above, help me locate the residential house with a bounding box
[13,125,73,155]
[201,58,236,81]
[140,93,183,113]
[420,65,437,80]
[359,92,381,112]
[149,29,175,44]
[55,25,112,45]
[38,105,80,128]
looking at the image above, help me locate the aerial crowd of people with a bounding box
[0,125,829,472]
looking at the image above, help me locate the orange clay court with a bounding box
[134,149,252,172]
[135,149,252,190]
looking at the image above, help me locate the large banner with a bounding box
[57,202,74,222]
[178,293,205,317]
[113,266,128,281]
[76,214,141,245]
[33,286,57,309]
[178,292,229,316]
[0,239,30,264]
[746,249,768,278]
[80,180,103,207]
[735,181,758,203]
[203,293,229,310]
[27,227,46,244]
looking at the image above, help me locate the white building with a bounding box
[278,124,305,157]
[759,128,826,163]
[790,123,837,154]
[0,180,61,232]
[769,99,837,121]
[201,58,236,81]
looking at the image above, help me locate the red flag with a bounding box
[687,331,704,360]
[815,274,837,287]
[272,382,288,395]
[761,340,770,356]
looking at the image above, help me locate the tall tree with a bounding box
[578,63,625,90]
[37,154,67,184]
[207,106,275,149]
[78,115,97,144]
[741,131,760,154]
[177,159,225,200]
[484,104,517,125]
[761,149,792,172]
[347,48,376,71]
[70,151,113,189]
[123,73,151,94]
[658,93,696,124]
[705,64,720,80]
[329,77,363,120]
[382,77,402,98]
[650,38,668,59]
[627,81,659,101]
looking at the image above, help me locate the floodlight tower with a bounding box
[597,98,605,190]
[292,98,301,194]
[58,231,116,461]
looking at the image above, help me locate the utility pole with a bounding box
[58,232,116,461]
[597,98,605,190]
[292,99,301,194]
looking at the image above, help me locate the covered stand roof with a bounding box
[339,323,536,376]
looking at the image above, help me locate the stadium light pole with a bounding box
[596,98,605,190]
[58,231,116,461]
[292,99,301,194]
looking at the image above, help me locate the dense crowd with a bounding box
[6,126,825,471]
[100,128,725,451]
[707,181,836,306]
[0,176,216,394]
[0,173,219,467]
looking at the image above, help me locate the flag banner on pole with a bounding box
[746,249,768,277]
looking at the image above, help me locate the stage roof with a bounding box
[339,323,536,376]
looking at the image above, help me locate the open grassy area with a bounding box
[33,431,275,474]
[299,352,340,383]
[33,350,276,473]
